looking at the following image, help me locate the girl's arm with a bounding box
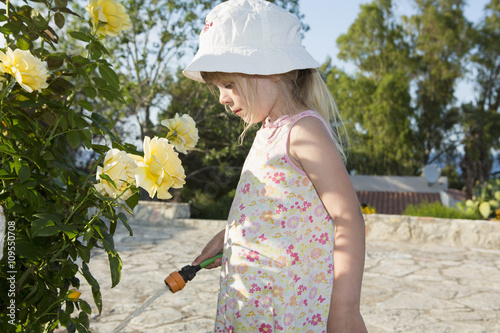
[192,229,225,269]
[289,116,367,333]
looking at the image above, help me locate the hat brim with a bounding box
[183,46,320,82]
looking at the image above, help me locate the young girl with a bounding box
[186,1,367,332]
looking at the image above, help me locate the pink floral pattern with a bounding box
[214,111,334,332]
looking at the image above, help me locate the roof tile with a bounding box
[356,191,442,215]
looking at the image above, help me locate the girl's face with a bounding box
[214,75,284,124]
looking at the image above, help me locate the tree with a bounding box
[405,0,472,167]
[459,0,500,197]
[331,0,419,175]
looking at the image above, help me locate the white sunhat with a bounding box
[183,0,320,82]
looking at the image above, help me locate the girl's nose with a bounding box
[219,90,232,105]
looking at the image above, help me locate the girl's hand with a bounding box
[192,229,225,269]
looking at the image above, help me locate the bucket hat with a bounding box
[183,0,319,82]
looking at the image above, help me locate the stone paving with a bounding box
[76,219,500,333]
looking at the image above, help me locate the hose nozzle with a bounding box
[164,253,222,293]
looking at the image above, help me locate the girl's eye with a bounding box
[223,83,233,89]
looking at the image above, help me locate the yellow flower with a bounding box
[133,136,186,199]
[67,290,81,302]
[0,48,49,93]
[86,0,132,37]
[94,148,138,200]
[161,113,199,154]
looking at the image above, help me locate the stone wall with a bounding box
[124,201,191,226]
[364,214,500,250]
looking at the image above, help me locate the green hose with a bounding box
[200,253,223,269]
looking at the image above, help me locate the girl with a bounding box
[186,0,367,332]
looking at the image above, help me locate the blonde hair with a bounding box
[201,69,348,162]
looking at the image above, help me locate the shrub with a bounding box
[457,178,500,220]
[0,1,138,332]
[403,201,479,220]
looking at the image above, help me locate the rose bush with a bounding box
[0,0,141,332]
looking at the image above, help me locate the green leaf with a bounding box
[57,7,81,18]
[77,99,93,111]
[71,55,90,65]
[98,88,124,103]
[66,130,81,149]
[81,262,102,314]
[54,12,65,29]
[109,218,117,235]
[76,244,91,263]
[83,86,97,99]
[479,201,491,219]
[108,252,122,288]
[89,47,102,61]
[14,159,31,182]
[100,230,115,252]
[79,300,92,315]
[78,308,90,328]
[32,13,49,30]
[31,218,60,237]
[98,65,120,89]
[47,57,64,70]
[55,0,68,7]
[16,36,31,50]
[75,322,89,333]
[59,311,71,326]
[16,240,44,260]
[61,262,78,279]
[69,31,90,42]
[99,173,117,189]
[118,212,133,236]
[81,129,92,148]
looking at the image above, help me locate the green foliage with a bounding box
[457,178,500,219]
[441,163,464,190]
[329,0,419,175]
[328,0,499,200]
[459,0,500,197]
[406,0,472,167]
[403,201,478,219]
[0,0,138,332]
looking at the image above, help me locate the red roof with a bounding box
[356,191,442,215]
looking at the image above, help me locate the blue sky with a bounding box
[301,0,490,69]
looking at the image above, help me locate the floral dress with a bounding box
[214,110,335,333]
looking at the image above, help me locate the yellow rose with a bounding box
[67,290,81,302]
[86,0,132,37]
[133,136,186,199]
[94,148,138,200]
[0,48,49,93]
[161,113,199,154]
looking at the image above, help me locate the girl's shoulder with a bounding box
[286,111,339,170]
[288,111,333,142]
